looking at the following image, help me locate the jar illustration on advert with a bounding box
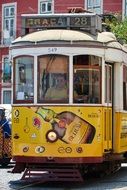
[36,107,96,144]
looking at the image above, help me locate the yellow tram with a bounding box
[10,9,127,182]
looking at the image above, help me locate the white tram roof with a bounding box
[12,29,119,45]
[11,29,127,63]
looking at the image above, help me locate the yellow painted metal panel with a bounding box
[12,106,104,158]
[114,112,127,153]
[103,108,112,151]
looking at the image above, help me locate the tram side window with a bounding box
[14,56,34,102]
[105,64,112,103]
[123,65,127,110]
[73,55,101,104]
[38,55,69,103]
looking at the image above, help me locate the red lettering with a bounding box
[67,122,81,142]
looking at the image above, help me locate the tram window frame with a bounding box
[13,56,34,103]
[37,54,69,104]
[73,55,101,104]
[105,64,112,104]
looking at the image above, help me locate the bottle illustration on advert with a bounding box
[36,107,96,144]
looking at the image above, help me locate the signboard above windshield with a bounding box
[21,13,102,35]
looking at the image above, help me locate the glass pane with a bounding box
[87,0,92,7]
[105,65,107,102]
[95,0,101,6]
[14,56,34,102]
[48,2,51,11]
[5,19,9,30]
[4,7,9,17]
[10,19,14,36]
[3,57,11,83]
[38,55,69,103]
[41,3,46,12]
[10,19,14,27]
[73,55,101,104]
[3,91,11,104]
[126,3,127,16]
[105,64,112,103]
[10,7,14,16]
[109,66,112,102]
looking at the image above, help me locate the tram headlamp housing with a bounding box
[46,130,58,143]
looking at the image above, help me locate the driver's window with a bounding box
[14,56,34,103]
[38,55,69,103]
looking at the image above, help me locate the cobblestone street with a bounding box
[1,164,127,190]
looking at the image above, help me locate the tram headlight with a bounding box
[46,130,58,143]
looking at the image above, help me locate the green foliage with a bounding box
[104,14,127,44]
[111,19,127,43]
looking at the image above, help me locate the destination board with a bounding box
[21,14,102,35]
[25,16,91,28]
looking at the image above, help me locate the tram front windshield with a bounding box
[38,55,69,103]
[13,54,101,104]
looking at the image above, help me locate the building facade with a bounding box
[0,0,125,104]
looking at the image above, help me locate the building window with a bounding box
[2,3,16,45]
[124,0,127,16]
[2,89,11,104]
[39,0,52,13]
[2,57,11,83]
[86,0,102,14]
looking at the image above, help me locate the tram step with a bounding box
[21,168,83,183]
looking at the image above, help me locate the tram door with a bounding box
[104,63,113,151]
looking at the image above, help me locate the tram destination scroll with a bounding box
[21,13,102,35]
